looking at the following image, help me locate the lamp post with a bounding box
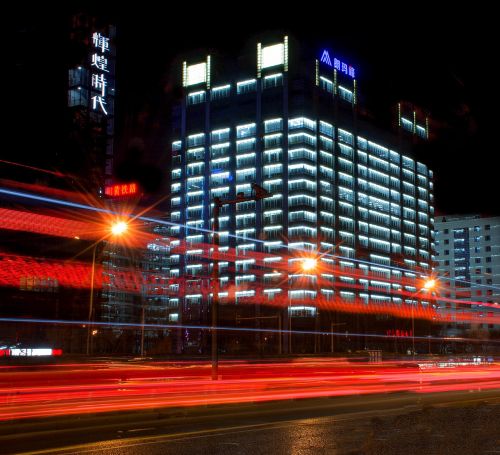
[211,183,272,380]
[86,220,128,356]
[288,257,318,355]
[331,322,347,353]
[410,278,436,359]
[86,243,98,356]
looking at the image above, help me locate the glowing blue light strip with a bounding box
[0,188,113,214]
[1,317,495,343]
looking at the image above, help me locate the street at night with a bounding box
[1,358,499,454]
[6,4,500,454]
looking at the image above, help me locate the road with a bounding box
[1,358,500,421]
[1,358,500,453]
[1,389,499,454]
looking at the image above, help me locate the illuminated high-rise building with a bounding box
[169,35,436,353]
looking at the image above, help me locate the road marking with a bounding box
[125,427,155,433]
[11,393,500,454]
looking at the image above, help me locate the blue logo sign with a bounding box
[320,50,356,79]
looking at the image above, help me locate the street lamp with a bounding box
[410,277,436,359]
[86,220,128,355]
[111,221,128,236]
[301,258,318,272]
[211,183,272,380]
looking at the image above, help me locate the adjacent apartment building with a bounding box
[435,215,500,334]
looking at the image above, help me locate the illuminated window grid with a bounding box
[174,114,433,308]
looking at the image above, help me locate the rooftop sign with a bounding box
[320,49,356,78]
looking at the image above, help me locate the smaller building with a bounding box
[434,215,500,336]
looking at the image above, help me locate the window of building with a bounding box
[288,117,316,132]
[337,128,354,146]
[236,138,256,153]
[264,118,283,133]
[236,123,256,139]
[236,168,256,183]
[211,85,231,100]
[237,79,257,95]
[188,91,206,105]
[211,128,230,143]
[187,133,205,148]
[236,153,256,168]
[68,87,88,107]
[320,76,333,93]
[263,73,283,89]
[338,85,353,103]
[289,132,316,147]
[319,121,334,138]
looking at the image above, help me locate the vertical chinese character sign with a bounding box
[91,32,111,115]
[88,27,115,187]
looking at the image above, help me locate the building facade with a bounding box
[168,35,436,354]
[435,215,500,335]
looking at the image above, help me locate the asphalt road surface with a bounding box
[1,389,499,455]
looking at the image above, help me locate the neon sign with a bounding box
[104,183,138,197]
[386,329,413,338]
[320,50,356,78]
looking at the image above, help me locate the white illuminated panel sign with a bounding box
[2,348,63,356]
[262,43,284,69]
[186,62,207,86]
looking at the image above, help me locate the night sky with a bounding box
[13,5,498,217]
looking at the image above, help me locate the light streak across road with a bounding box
[0,359,499,422]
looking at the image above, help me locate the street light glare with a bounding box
[424,279,436,290]
[111,221,128,235]
[302,258,317,271]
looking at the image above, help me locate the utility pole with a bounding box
[331,322,347,353]
[211,183,272,380]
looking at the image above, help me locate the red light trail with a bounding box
[0,359,498,422]
[1,185,498,327]
[0,248,498,325]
